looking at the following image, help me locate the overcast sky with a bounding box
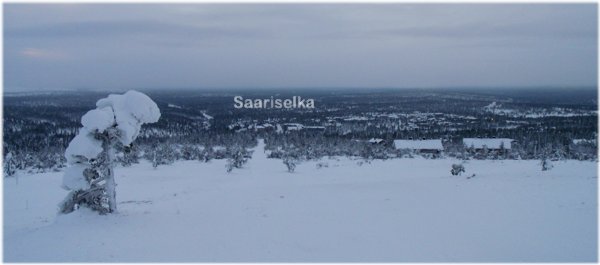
[4,4,597,91]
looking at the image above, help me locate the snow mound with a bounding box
[61,164,90,191]
[96,90,161,145]
[64,133,103,164]
[4,158,597,262]
[81,107,115,133]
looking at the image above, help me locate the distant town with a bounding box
[3,88,597,174]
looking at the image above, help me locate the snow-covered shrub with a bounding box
[225,159,234,173]
[151,143,177,168]
[357,158,372,166]
[4,152,17,177]
[541,158,553,171]
[316,162,329,169]
[451,163,465,176]
[59,91,160,214]
[200,146,215,162]
[267,150,284,159]
[226,147,249,173]
[117,143,140,167]
[283,157,297,173]
[180,145,201,160]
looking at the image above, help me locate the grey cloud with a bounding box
[6,20,269,40]
[372,21,596,40]
[3,4,597,91]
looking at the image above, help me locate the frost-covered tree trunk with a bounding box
[102,129,118,212]
[60,90,160,215]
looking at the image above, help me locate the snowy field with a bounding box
[4,141,598,262]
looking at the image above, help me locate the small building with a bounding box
[394,139,444,154]
[303,126,325,131]
[572,139,596,145]
[463,138,513,151]
[282,123,303,131]
[281,123,325,132]
[368,138,384,145]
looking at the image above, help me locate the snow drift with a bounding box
[4,141,597,262]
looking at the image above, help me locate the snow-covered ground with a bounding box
[4,141,597,262]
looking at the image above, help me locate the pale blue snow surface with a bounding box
[4,141,598,262]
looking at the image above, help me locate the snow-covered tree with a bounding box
[59,90,160,214]
[541,157,553,171]
[540,146,554,171]
[200,146,214,162]
[451,163,465,176]
[150,143,176,168]
[4,152,17,177]
[225,147,249,173]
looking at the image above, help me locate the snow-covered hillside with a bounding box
[4,141,597,262]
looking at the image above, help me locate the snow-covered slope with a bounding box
[4,141,597,262]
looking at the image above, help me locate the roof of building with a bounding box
[573,139,596,145]
[463,138,513,149]
[368,138,384,144]
[394,139,443,150]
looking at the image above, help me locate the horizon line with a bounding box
[3,85,598,93]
